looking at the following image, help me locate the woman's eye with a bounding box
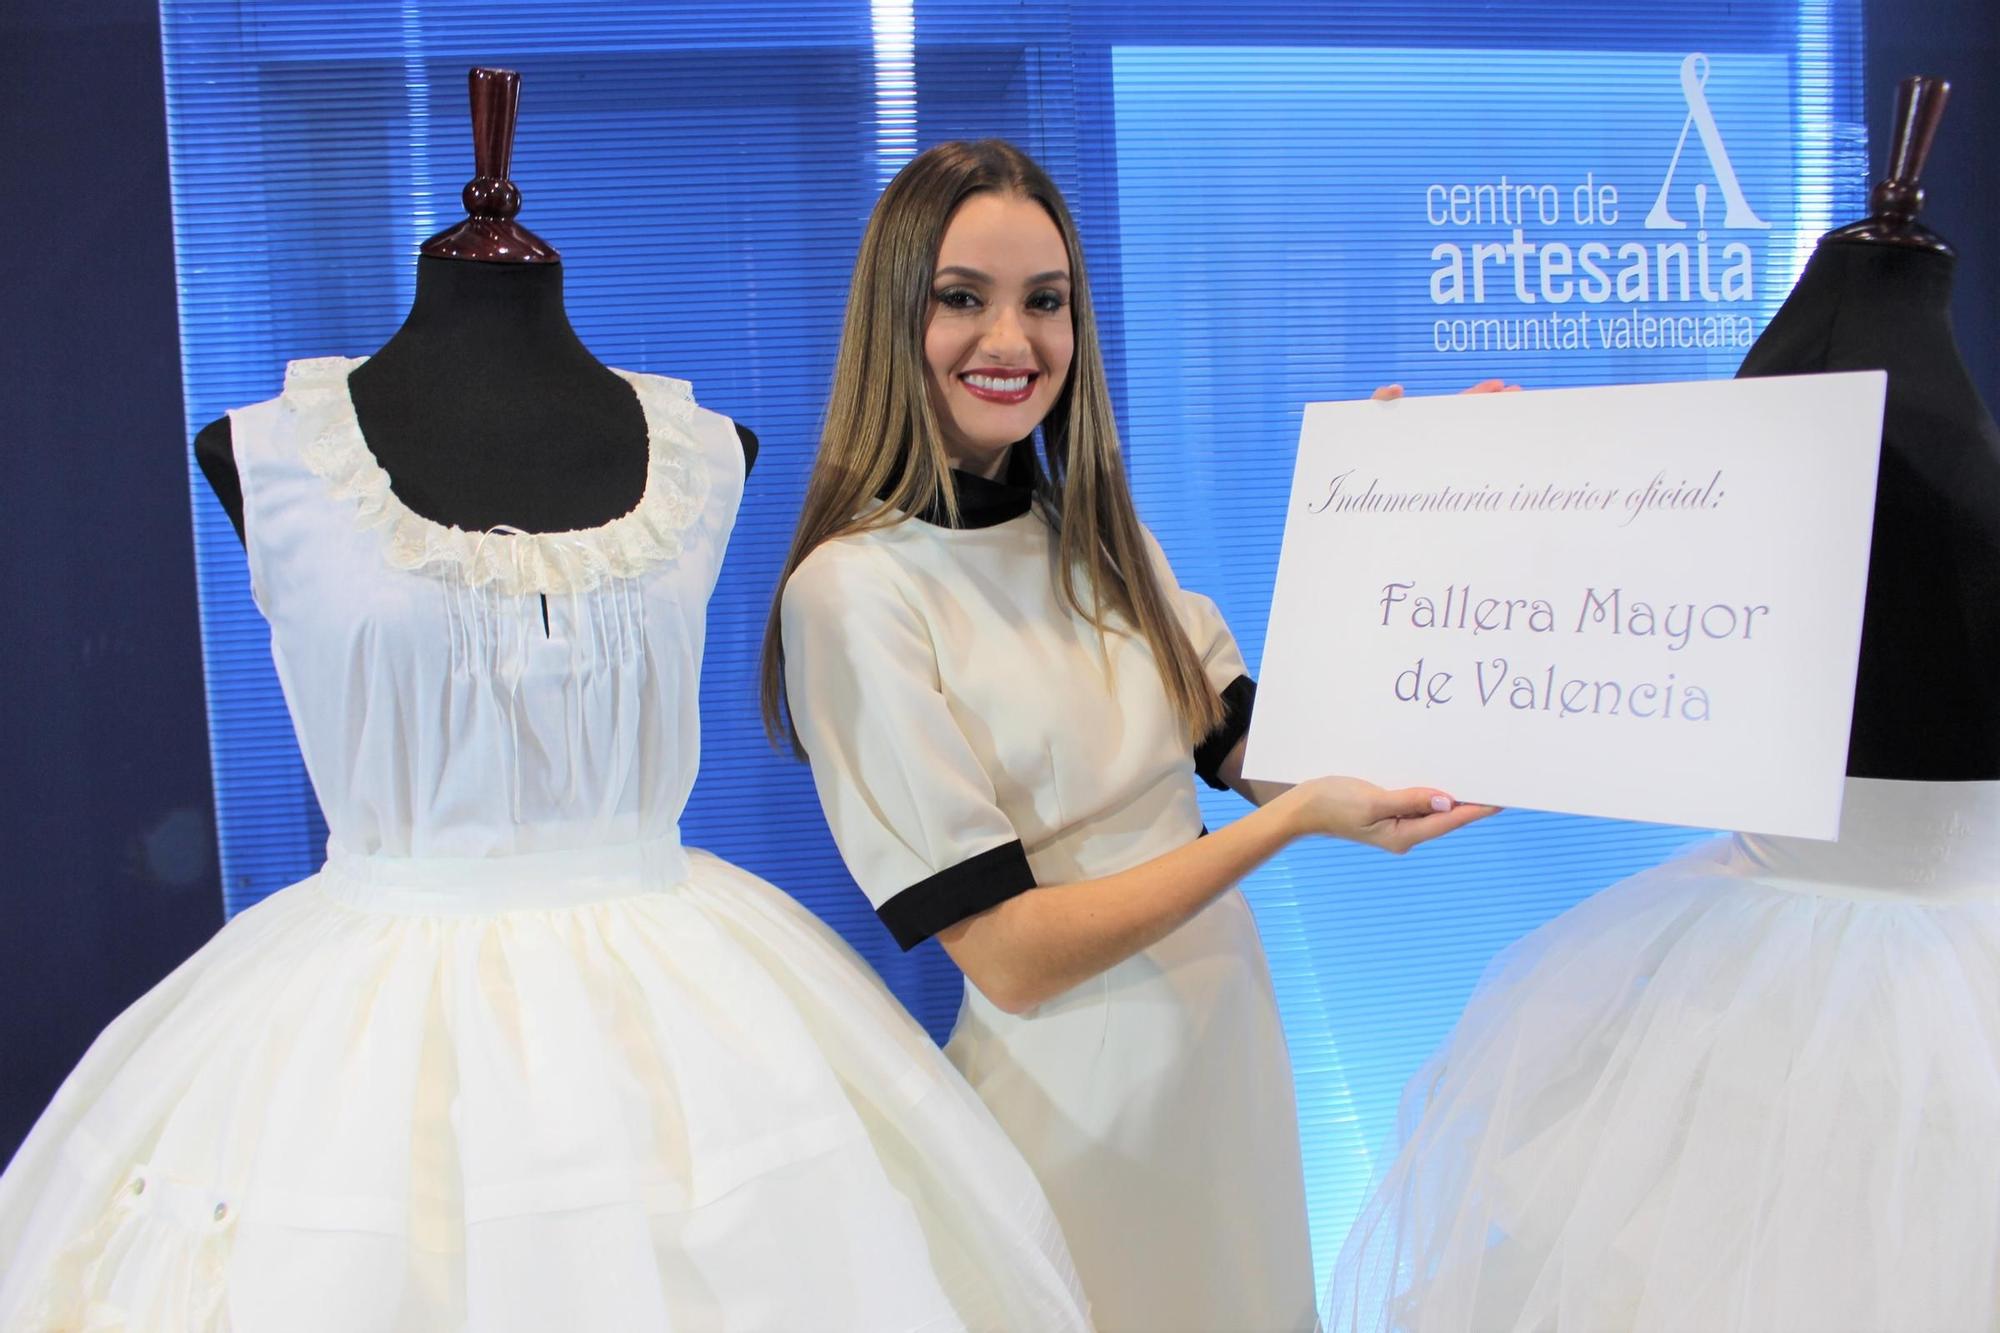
[1028,290,1067,314]
[933,287,981,311]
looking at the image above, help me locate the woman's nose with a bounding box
[979,304,1031,360]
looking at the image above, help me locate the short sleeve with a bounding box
[782,544,1037,950]
[1141,528,1257,790]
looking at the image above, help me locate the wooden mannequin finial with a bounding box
[421,67,560,263]
[1826,76,1952,253]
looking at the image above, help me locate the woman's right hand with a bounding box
[1371,380,1520,401]
[1278,777,1497,854]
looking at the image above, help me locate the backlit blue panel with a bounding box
[159,0,1863,1288]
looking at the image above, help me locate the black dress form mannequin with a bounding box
[194,67,755,544]
[1737,77,2000,780]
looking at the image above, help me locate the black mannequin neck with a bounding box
[1796,240,1956,332]
[364,257,600,379]
[344,257,651,535]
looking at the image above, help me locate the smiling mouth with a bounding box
[959,370,1039,404]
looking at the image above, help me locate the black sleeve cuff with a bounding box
[877,840,1038,951]
[1193,674,1257,791]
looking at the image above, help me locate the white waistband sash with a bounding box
[315,832,693,915]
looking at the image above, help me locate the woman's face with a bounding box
[923,191,1075,479]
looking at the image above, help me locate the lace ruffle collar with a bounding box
[281,356,710,597]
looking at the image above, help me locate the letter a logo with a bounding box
[1645,53,1771,230]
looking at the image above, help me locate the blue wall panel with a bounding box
[159,0,1864,1284]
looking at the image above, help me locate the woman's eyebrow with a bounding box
[933,265,1072,284]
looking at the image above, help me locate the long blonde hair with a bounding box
[760,139,1223,750]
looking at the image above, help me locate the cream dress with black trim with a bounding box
[784,449,1316,1333]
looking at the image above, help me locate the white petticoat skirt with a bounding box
[0,837,1090,1332]
[1325,779,2000,1333]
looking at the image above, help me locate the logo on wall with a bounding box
[1645,54,1770,233]
[1425,52,1771,356]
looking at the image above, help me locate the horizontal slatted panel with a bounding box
[160,0,1864,1287]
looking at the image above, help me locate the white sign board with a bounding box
[1245,373,1886,839]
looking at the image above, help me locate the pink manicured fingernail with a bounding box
[1430,796,1454,813]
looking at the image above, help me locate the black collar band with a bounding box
[888,442,1038,530]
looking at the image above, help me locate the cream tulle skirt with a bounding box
[1326,779,2000,1333]
[0,838,1090,1332]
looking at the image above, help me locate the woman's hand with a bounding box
[1370,379,1521,401]
[1276,777,1497,854]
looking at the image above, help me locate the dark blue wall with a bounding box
[0,2,220,1163]
[1866,0,1999,409]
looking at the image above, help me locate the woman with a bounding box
[762,139,1493,1332]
